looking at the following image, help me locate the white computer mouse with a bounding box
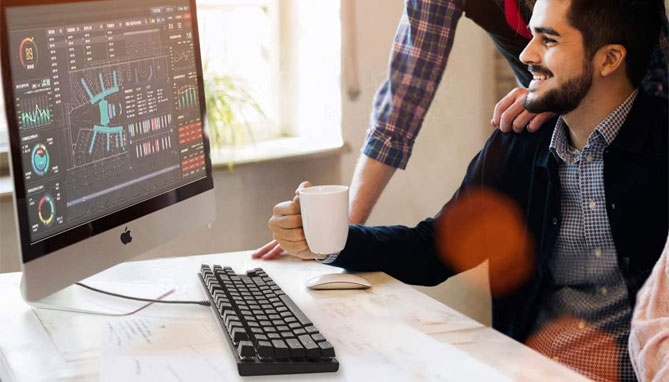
[305,273,372,290]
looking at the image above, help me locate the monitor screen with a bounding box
[1,0,215,304]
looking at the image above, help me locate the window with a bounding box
[286,0,342,145]
[197,0,279,143]
[197,0,342,160]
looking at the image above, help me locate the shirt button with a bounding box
[594,248,603,258]
[586,154,594,162]
[600,287,608,296]
[553,356,560,361]
[578,321,587,329]
[552,217,558,225]
[589,201,596,210]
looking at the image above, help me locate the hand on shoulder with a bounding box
[492,87,555,133]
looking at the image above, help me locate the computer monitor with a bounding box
[0,0,215,311]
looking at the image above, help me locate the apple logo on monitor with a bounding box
[120,227,132,245]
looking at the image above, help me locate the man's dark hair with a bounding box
[523,0,537,8]
[521,0,663,86]
[566,0,664,86]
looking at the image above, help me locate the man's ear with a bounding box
[596,44,627,78]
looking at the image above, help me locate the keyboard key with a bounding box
[286,338,306,360]
[272,339,290,360]
[218,303,233,315]
[279,295,312,326]
[311,333,326,342]
[319,341,336,359]
[231,327,249,343]
[238,341,255,360]
[254,334,268,344]
[257,340,273,360]
[298,334,321,360]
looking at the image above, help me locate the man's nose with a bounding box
[519,39,540,66]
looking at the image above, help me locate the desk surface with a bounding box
[0,251,589,381]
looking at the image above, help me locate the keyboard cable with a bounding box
[75,282,211,307]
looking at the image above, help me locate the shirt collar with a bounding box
[549,90,638,163]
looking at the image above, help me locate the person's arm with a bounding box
[629,235,669,381]
[350,0,464,224]
[348,154,396,224]
[329,219,454,286]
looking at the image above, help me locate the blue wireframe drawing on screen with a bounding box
[81,71,125,153]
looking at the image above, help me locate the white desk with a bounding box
[0,251,589,381]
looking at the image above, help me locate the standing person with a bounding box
[253,0,668,260]
[629,234,669,382]
[257,0,668,380]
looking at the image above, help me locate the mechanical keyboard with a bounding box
[198,265,339,376]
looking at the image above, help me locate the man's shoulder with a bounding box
[623,93,669,140]
[633,93,668,120]
[486,117,558,158]
[616,93,668,152]
[468,118,558,184]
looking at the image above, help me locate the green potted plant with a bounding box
[203,60,266,156]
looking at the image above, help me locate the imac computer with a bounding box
[0,0,214,312]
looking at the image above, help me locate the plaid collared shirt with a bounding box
[362,0,669,170]
[529,91,639,381]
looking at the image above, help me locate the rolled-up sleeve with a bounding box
[363,0,464,169]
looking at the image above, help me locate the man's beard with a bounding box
[523,63,592,115]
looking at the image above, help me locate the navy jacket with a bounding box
[329,93,668,342]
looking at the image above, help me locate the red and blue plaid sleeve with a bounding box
[363,0,464,169]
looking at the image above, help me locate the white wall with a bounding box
[0,0,496,324]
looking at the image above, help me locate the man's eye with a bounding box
[543,37,557,45]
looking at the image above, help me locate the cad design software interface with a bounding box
[6,0,206,243]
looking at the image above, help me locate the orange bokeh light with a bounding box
[434,187,535,296]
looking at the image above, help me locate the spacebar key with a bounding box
[279,295,312,326]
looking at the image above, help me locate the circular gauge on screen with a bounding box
[31,143,50,176]
[38,194,55,226]
[19,37,39,70]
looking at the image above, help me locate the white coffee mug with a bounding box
[298,185,349,255]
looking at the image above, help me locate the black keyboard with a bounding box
[198,265,339,376]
